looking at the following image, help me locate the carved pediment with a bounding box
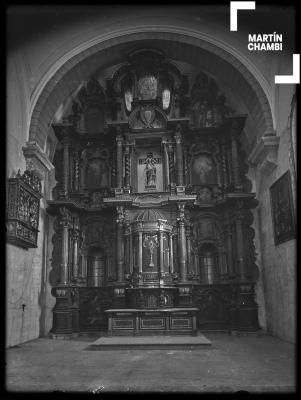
[129,104,167,132]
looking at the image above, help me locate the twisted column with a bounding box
[73,152,80,192]
[72,227,80,280]
[168,144,176,186]
[175,126,184,186]
[177,203,187,282]
[235,207,247,281]
[116,206,125,282]
[231,130,242,190]
[162,139,170,190]
[62,137,70,196]
[124,144,130,188]
[186,223,192,274]
[116,135,123,189]
[226,221,235,277]
[221,143,228,188]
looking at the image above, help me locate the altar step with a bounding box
[86,333,212,350]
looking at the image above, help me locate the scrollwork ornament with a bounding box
[177,203,185,223]
[116,205,125,224]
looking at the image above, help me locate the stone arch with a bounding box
[27,27,274,160]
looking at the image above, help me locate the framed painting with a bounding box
[270,170,296,246]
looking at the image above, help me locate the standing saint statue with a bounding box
[144,152,157,187]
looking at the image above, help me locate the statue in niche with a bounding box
[144,152,157,187]
[143,234,159,268]
[192,100,215,129]
[192,154,217,185]
[205,109,215,127]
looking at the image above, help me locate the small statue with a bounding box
[144,152,157,187]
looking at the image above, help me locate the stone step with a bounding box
[86,333,212,350]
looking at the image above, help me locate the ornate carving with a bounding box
[116,206,125,224]
[6,170,42,248]
[177,203,185,223]
[190,72,234,129]
[129,105,167,131]
[143,234,159,268]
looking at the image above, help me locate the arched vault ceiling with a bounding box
[29,33,274,157]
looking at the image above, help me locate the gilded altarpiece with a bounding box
[48,48,259,337]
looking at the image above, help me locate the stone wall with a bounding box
[6,53,55,347]
[251,84,296,343]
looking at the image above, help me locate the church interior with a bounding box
[6,5,296,392]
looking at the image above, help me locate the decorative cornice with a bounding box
[22,141,54,174]
[248,132,280,176]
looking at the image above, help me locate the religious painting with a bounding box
[85,157,109,189]
[191,153,217,185]
[270,170,296,246]
[137,149,163,192]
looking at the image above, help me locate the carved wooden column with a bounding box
[72,218,80,280]
[59,207,70,284]
[186,222,192,274]
[183,146,189,186]
[61,136,70,197]
[80,254,87,280]
[221,143,229,188]
[79,154,86,193]
[124,144,130,191]
[162,138,170,190]
[177,203,187,282]
[159,223,164,275]
[116,206,125,282]
[116,135,123,192]
[172,230,178,273]
[73,151,80,192]
[225,218,235,278]
[175,125,184,188]
[138,229,143,274]
[129,228,134,274]
[193,250,199,277]
[217,240,228,281]
[231,130,242,191]
[168,144,176,190]
[124,222,131,275]
[169,233,174,274]
[235,206,247,281]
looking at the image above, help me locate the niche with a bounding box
[199,243,219,284]
[86,247,106,287]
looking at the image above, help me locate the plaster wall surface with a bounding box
[6,201,47,347]
[252,92,296,342]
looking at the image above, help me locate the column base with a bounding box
[176,186,185,194]
[114,188,124,195]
